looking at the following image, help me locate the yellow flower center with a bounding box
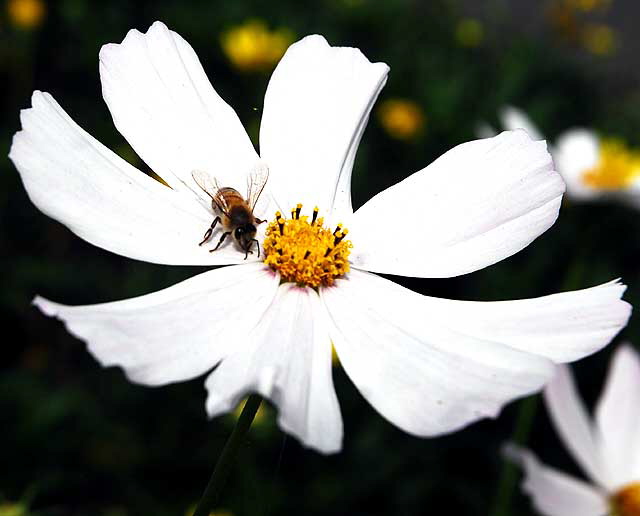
[611,482,640,516]
[263,205,352,288]
[582,138,640,190]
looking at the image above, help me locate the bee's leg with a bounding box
[243,239,260,260]
[210,230,231,253]
[199,216,220,246]
[255,217,265,225]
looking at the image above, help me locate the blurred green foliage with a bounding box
[2,0,640,515]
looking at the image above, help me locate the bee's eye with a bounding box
[235,227,244,239]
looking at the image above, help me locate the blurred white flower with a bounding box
[506,345,640,516]
[10,22,631,454]
[479,106,640,206]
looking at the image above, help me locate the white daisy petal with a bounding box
[543,366,610,489]
[322,269,556,437]
[595,344,640,487]
[99,21,259,200]
[554,129,600,201]
[505,445,608,516]
[350,130,565,278]
[9,91,257,266]
[260,34,389,223]
[499,105,544,142]
[205,283,342,454]
[34,263,279,386]
[420,279,631,364]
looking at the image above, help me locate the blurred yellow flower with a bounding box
[455,18,484,47]
[221,20,294,72]
[378,99,425,140]
[582,138,640,190]
[564,0,611,12]
[0,502,28,516]
[7,0,45,29]
[581,23,617,55]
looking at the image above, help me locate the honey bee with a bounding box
[191,164,269,259]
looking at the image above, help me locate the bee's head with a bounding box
[234,223,257,250]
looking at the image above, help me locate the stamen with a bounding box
[263,206,352,288]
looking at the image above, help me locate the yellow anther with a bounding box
[263,206,352,288]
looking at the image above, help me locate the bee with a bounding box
[191,164,268,259]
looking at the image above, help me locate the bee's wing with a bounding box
[192,170,232,216]
[191,170,220,200]
[247,162,269,212]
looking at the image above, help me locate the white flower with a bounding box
[506,345,640,516]
[479,106,640,206]
[9,22,631,454]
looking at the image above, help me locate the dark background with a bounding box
[2,0,640,515]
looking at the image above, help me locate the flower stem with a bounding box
[489,395,538,516]
[193,394,262,516]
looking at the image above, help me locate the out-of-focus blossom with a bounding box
[581,23,617,56]
[506,344,640,516]
[221,20,293,72]
[10,22,631,455]
[0,502,28,516]
[455,18,484,48]
[479,106,640,206]
[7,0,45,30]
[377,98,425,140]
[547,0,615,55]
[564,0,611,12]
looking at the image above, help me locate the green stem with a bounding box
[489,395,539,516]
[193,394,263,516]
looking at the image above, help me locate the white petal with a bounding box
[259,35,389,224]
[350,130,565,278]
[543,366,609,488]
[321,269,556,437]
[205,283,342,454]
[594,344,640,487]
[505,444,608,516]
[499,105,544,141]
[100,21,260,203]
[418,279,631,363]
[554,129,601,201]
[475,121,497,139]
[9,91,261,266]
[34,263,279,386]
